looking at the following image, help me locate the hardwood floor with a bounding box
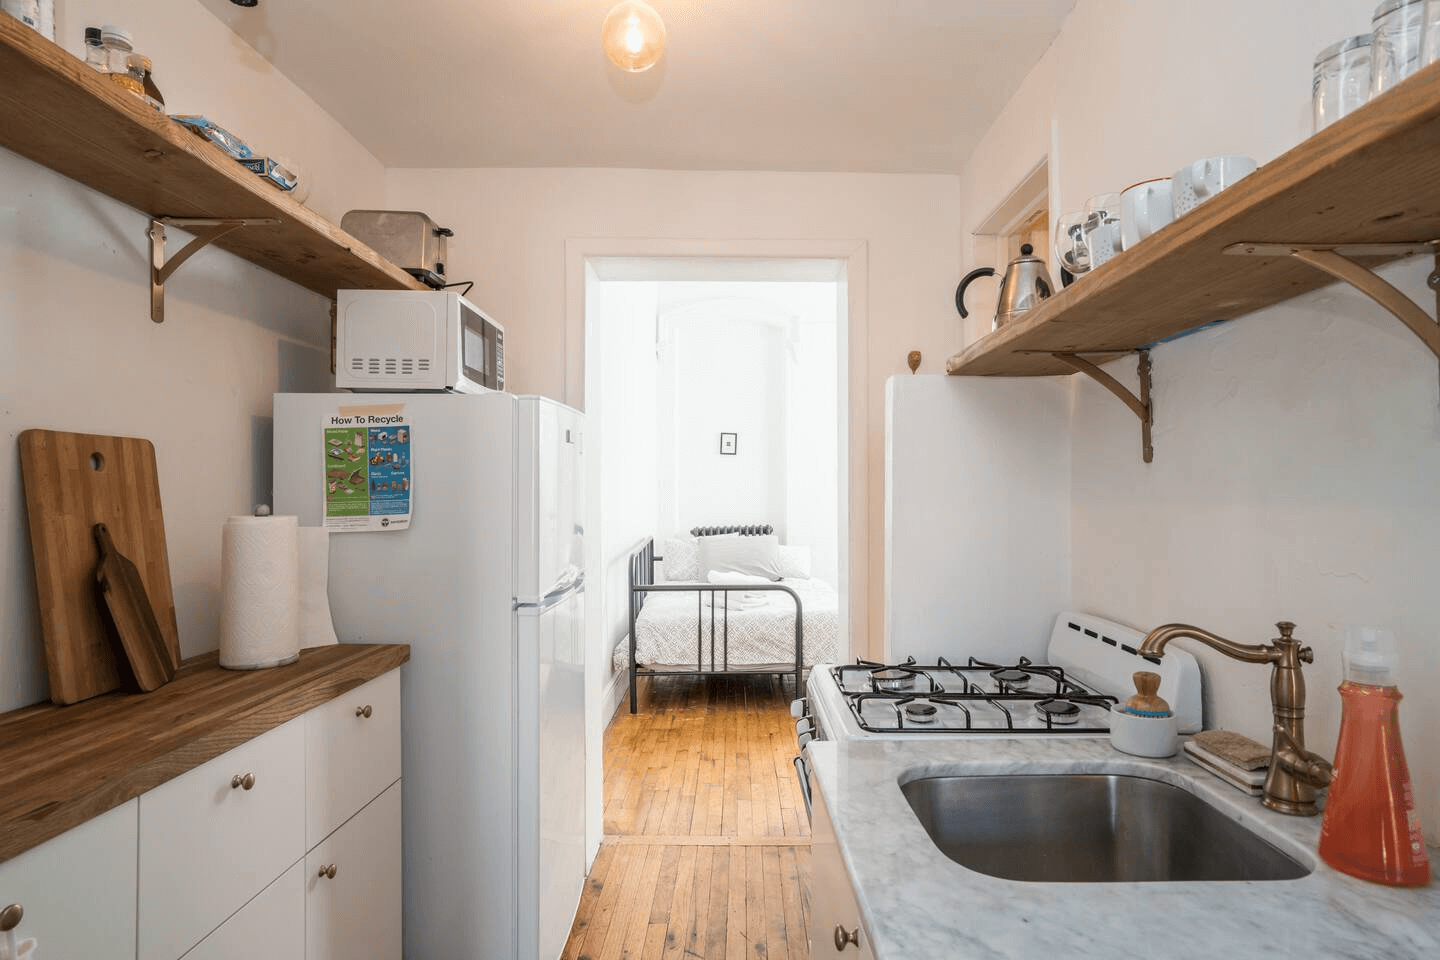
[562,674,812,960]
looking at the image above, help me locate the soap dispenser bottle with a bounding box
[1318,627,1430,886]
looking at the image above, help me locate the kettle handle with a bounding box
[954,267,996,319]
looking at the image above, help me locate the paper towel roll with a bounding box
[220,514,300,670]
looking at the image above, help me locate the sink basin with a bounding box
[901,774,1310,883]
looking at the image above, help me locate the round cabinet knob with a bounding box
[230,772,256,790]
[833,924,860,951]
[318,864,338,879]
[355,704,373,719]
[0,903,23,933]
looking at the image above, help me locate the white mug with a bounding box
[1120,178,1174,250]
[1171,155,1257,216]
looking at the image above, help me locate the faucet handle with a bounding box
[1275,621,1296,639]
[1299,646,1314,664]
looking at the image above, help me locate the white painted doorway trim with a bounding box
[564,237,869,866]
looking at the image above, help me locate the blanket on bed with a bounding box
[613,577,841,671]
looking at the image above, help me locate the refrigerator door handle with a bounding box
[515,575,585,613]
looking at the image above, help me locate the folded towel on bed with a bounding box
[706,569,776,586]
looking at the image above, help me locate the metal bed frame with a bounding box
[626,528,804,713]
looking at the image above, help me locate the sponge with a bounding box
[1192,729,1270,770]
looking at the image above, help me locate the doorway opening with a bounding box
[564,246,866,958]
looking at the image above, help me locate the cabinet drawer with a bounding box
[306,780,402,960]
[0,799,137,960]
[180,861,303,960]
[139,717,305,960]
[305,669,401,848]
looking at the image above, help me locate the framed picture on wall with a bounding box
[719,432,737,455]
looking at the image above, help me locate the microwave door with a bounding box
[461,319,487,388]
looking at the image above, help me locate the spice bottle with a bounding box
[83,26,106,70]
[100,25,143,96]
[1318,627,1430,886]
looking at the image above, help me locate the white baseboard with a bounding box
[603,666,629,723]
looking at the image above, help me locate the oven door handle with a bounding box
[792,754,813,823]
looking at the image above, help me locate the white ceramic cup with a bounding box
[1108,708,1179,758]
[1171,155,1257,216]
[1120,178,1175,250]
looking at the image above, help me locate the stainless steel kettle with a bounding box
[955,243,1054,331]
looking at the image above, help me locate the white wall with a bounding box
[383,168,964,657]
[592,279,659,668]
[659,304,790,540]
[961,0,1440,840]
[0,0,386,711]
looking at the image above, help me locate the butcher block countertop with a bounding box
[0,643,410,863]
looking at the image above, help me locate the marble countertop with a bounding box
[809,737,1440,960]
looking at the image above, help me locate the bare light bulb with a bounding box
[602,0,666,72]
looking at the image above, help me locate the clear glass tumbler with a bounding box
[1372,0,1427,96]
[1054,211,1090,280]
[1082,194,1123,270]
[1423,0,1440,68]
[1313,35,1372,131]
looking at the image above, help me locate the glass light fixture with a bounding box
[602,0,666,72]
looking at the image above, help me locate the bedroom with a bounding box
[584,268,846,716]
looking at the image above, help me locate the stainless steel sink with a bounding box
[901,774,1310,883]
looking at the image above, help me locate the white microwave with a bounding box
[335,289,505,393]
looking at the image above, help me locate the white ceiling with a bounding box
[196,0,1075,174]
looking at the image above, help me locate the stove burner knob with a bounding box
[834,925,860,951]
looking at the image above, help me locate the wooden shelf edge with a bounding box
[947,59,1440,377]
[0,17,425,300]
[0,643,411,864]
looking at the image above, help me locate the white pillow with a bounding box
[661,537,699,581]
[776,545,812,580]
[698,533,782,580]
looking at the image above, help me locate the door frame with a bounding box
[565,237,869,864]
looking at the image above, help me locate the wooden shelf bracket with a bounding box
[149,217,280,323]
[1051,349,1154,463]
[1223,242,1440,362]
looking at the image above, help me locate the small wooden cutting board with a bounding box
[19,430,181,704]
[94,522,176,692]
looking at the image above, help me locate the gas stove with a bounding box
[801,612,1203,742]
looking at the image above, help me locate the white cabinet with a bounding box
[305,671,401,849]
[181,862,305,960]
[140,717,307,960]
[808,777,875,960]
[0,665,403,960]
[0,799,138,960]
[305,782,403,960]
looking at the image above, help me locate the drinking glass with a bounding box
[1054,211,1090,280]
[1082,194,1123,270]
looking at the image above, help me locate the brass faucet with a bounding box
[1138,621,1333,816]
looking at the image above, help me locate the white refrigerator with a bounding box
[273,391,586,960]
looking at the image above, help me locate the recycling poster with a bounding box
[321,410,412,531]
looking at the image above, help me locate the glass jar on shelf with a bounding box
[1371,0,1426,96]
[1313,35,1372,131]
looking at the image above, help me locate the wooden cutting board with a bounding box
[19,430,181,704]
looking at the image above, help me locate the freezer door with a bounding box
[516,398,585,604]
[516,587,586,960]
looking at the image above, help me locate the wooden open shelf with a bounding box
[947,60,1440,378]
[0,17,425,300]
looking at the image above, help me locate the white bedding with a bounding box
[613,578,840,672]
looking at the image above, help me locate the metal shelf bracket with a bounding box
[148,217,280,323]
[1223,241,1440,362]
[1052,349,1154,463]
